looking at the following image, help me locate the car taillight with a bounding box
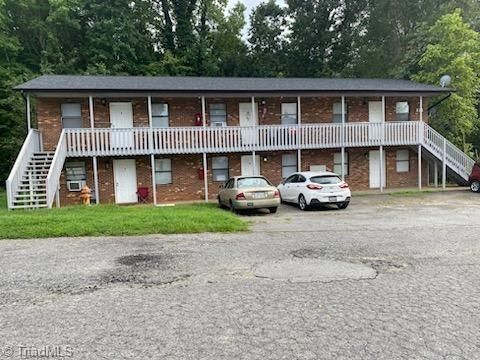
[235,192,246,200]
[307,184,322,190]
[340,183,349,188]
[274,190,280,198]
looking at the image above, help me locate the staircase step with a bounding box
[13,199,47,207]
[21,178,47,183]
[15,193,47,198]
[10,204,48,209]
[18,184,47,192]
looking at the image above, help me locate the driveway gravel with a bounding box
[0,190,480,359]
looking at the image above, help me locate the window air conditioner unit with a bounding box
[67,180,86,192]
[211,121,226,127]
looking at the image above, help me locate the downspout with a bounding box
[20,91,31,131]
[428,92,452,115]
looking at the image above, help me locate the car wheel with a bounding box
[229,200,237,214]
[337,202,349,209]
[269,207,278,214]
[217,196,224,208]
[298,195,309,211]
[470,181,480,193]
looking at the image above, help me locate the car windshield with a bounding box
[310,175,342,185]
[237,177,271,188]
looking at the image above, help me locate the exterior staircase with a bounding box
[11,152,54,208]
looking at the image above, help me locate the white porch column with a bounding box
[434,161,438,188]
[89,96,100,204]
[380,96,386,192]
[418,145,422,189]
[147,96,157,205]
[55,188,60,208]
[419,96,423,122]
[341,96,346,181]
[201,96,208,202]
[442,138,447,189]
[297,96,302,171]
[251,96,256,173]
[26,94,31,131]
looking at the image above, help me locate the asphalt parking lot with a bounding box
[1,190,480,359]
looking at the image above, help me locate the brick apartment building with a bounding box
[6,76,474,209]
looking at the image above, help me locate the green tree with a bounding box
[247,0,286,77]
[0,1,31,184]
[77,0,157,75]
[413,10,480,152]
[285,0,337,77]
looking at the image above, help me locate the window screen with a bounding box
[65,161,86,181]
[209,104,227,126]
[155,158,172,184]
[282,153,298,178]
[396,102,409,121]
[61,103,83,128]
[333,152,349,176]
[333,102,348,123]
[281,103,297,125]
[212,156,229,182]
[152,103,169,128]
[396,150,409,172]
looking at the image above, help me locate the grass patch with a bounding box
[389,189,437,197]
[0,190,248,239]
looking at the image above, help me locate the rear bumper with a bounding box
[309,195,351,205]
[233,198,281,209]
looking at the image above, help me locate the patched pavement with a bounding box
[0,190,480,359]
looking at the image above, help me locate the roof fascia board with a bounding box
[26,90,448,98]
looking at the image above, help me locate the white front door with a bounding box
[369,150,386,189]
[110,102,134,148]
[369,101,383,141]
[241,155,260,176]
[239,103,258,145]
[113,159,138,203]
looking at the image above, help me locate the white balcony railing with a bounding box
[64,121,421,157]
[46,129,67,208]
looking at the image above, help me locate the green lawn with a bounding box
[0,190,248,239]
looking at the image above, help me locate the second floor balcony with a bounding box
[62,121,423,157]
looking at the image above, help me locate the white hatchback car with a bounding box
[277,171,351,210]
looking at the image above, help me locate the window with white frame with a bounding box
[333,152,349,176]
[212,156,229,182]
[155,158,172,184]
[333,102,348,123]
[281,103,297,125]
[152,103,169,127]
[282,153,298,178]
[209,104,227,126]
[396,102,410,121]
[61,103,83,128]
[65,161,86,181]
[396,150,409,172]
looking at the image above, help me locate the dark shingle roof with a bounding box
[15,75,448,94]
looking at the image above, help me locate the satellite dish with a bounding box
[440,75,452,88]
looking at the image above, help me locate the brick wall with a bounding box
[39,95,430,206]
[36,95,429,151]
[58,148,427,206]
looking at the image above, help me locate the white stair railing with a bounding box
[5,129,42,209]
[422,122,475,181]
[46,130,67,208]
